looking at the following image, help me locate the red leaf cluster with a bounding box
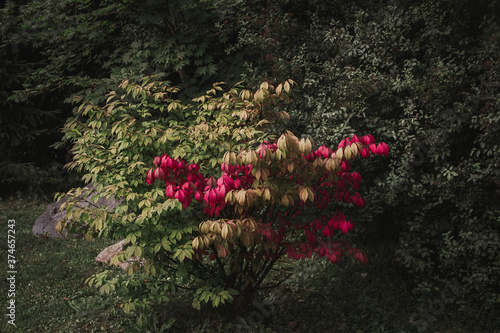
[146,134,388,266]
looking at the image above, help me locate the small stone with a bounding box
[96,240,144,270]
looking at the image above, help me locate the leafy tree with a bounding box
[0,2,71,197]
[3,0,499,329]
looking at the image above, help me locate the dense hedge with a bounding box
[226,0,500,328]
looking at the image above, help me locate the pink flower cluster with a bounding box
[146,135,388,217]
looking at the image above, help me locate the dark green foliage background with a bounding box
[225,0,500,328]
[1,0,499,330]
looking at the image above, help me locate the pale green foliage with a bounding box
[57,77,293,312]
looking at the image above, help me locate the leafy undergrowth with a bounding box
[0,199,484,332]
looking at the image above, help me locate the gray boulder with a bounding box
[33,183,120,238]
[32,198,69,238]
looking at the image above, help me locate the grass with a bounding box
[0,199,132,332]
[0,198,488,332]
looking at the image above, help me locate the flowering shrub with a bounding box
[145,130,388,307]
[58,76,387,314]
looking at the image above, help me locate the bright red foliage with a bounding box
[147,134,388,266]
